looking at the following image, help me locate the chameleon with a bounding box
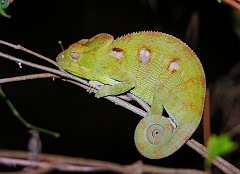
[56,31,206,159]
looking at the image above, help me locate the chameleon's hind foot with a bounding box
[134,115,173,159]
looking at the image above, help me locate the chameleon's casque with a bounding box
[56,31,206,159]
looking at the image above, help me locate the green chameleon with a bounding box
[56,31,206,159]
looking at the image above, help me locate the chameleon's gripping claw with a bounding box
[134,115,174,159]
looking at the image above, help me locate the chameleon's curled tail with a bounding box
[134,114,199,159]
[134,115,173,159]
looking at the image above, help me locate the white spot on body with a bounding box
[169,61,180,72]
[110,50,123,60]
[139,48,150,64]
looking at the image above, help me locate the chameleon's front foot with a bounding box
[95,86,110,98]
[134,115,174,159]
[88,81,109,98]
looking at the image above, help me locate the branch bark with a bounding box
[0,149,205,174]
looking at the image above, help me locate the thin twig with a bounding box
[0,73,58,84]
[0,40,64,71]
[187,139,240,174]
[228,124,240,136]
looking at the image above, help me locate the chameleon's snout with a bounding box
[56,51,67,65]
[56,54,62,61]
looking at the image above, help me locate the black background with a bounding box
[0,0,239,172]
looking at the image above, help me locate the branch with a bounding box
[187,139,240,174]
[0,149,205,174]
[0,73,58,84]
[1,140,239,174]
[0,40,64,71]
[221,0,240,11]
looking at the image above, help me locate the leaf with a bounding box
[217,0,222,3]
[207,134,235,163]
[0,0,13,18]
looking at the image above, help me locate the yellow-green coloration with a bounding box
[56,31,206,159]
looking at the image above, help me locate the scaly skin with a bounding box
[56,31,206,159]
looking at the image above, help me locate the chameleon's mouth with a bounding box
[78,65,90,72]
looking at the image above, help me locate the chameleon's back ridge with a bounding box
[56,31,206,159]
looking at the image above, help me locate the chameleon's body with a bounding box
[56,31,206,159]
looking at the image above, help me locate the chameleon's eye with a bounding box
[70,51,81,60]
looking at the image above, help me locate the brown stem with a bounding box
[203,89,211,146]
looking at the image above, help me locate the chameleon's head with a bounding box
[56,42,96,79]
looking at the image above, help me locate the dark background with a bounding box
[0,0,239,172]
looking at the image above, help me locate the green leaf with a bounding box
[217,0,222,3]
[0,0,12,18]
[207,134,235,163]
